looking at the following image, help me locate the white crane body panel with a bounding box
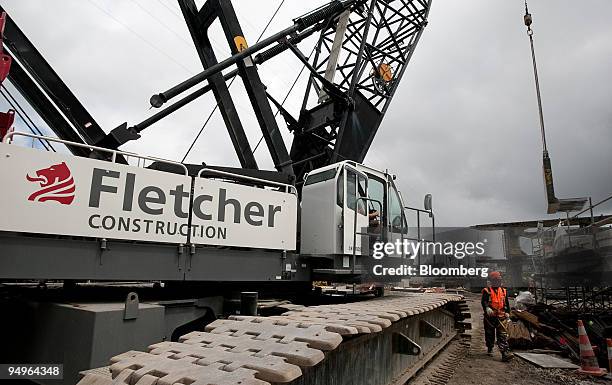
[0,141,298,250]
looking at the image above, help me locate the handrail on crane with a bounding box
[352,197,383,274]
[198,167,297,195]
[2,131,189,175]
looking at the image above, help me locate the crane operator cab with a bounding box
[300,161,414,281]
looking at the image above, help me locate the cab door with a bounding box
[342,165,369,256]
[387,180,407,257]
[365,173,387,244]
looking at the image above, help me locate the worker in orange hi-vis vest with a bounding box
[481,271,513,361]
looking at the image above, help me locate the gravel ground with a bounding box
[445,294,609,385]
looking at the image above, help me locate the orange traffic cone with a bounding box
[576,320,606,376]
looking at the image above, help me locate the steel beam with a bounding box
[213,0,294,177]
[178,0,258,169]
[0,8,117,159]
[0,232,308,282]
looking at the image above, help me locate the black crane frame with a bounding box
[1,0,432,186]
[144,0,432,183]
[290,0,431,182]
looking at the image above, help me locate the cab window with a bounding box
[389,186,404,232]
[304,168,336,186]
[345,169,367,215]
[336,169,344,207]
[347,170,356,211]
[367,175,384,215]
[357,174,367,215]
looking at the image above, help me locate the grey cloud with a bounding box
[2,0,610,226]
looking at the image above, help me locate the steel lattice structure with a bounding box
[312,0,429,107]
[289,0,432,182]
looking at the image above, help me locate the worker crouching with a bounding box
[481,271,513,362]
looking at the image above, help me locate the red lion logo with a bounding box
[26,162,75,205]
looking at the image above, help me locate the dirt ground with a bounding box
[445,294,609,385]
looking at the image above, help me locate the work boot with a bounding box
[487,347,493,356]
[501,351,513,362]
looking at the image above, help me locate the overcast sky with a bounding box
[2,0,611,226]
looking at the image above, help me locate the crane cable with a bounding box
[524,0,548,154]
[0,85,56,151]
[129,0,198,50]
[252,46,316,154]
[181,0,285,162]
[86,0,195,75]
[131,0,232,56]
[153,0,182,19]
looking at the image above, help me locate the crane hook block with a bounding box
[524,13,532,27]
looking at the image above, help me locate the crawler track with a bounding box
[408,334,472,385]
[78,293,466,385]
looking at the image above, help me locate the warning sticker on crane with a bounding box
[234,36,248,52]
[0,143,297,250]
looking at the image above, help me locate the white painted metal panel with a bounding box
[190,177,297,250]
[300,170,341,255]
[0,143,191,243]
[0,143,298,250]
